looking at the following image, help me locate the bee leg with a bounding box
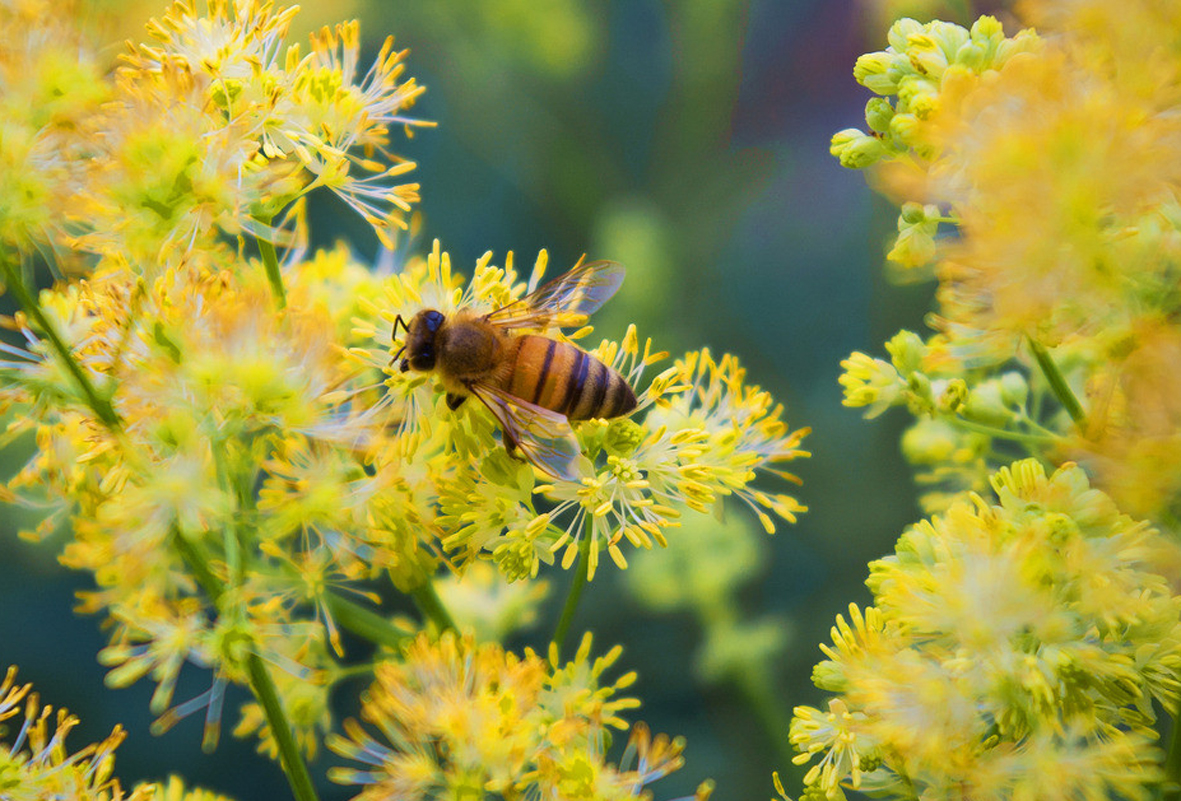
[445,392,468,411]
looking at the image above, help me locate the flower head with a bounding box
[791,460,1181,799]
[72,0,427,266]
[328,632,682,801]
[0,0,109,257]
[348,242,810,582]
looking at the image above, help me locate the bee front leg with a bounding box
[445,392,468,411]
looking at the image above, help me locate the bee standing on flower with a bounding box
[393,258,637,479]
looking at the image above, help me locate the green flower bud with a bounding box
[905,371,934,414]
[867,67,907,97]
[999,371,1029,407]
[901,418,959,463]
[923,21,969,62]
[904,33,950,78]
[865,97,895,133]
[888,204,940,268]
[897,75,938,108]
[962,378,1010,425]
[604,417,645,458]
[955,39,990,72]
[996,28,1042,64]
[937,377,969,413]
[830,128,885,169]
[970,14,1005,44]
[887,17,924,52]
[575,417,608,457]
[810,660,847,693]
[888,112,920,146]
[888,226,937,268]
[853,51,899,94]
[886,329,926,375]
[899,201,928,224]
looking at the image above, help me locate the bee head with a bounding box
[394,309,446,372]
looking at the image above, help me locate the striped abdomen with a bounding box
[502,335,637,421]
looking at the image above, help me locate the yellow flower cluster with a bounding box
[328,632,686,801]
[0,1,809,789]
[839,329,1063,511]
[0,665,235,801]
[831,16,1040,167]
[835,1,1181,522]
[816,3,1181,798]
[2,0,425,269]
[347,242,811,583]
[0,1,109,261]
[790,460,1181,800]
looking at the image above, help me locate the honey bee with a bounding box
[392,259,637,480]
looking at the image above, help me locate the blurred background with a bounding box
[0,0,951,798]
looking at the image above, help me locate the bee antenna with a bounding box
[389,315,408,368]
[392,314,408,340]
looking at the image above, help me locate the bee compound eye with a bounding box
[423,310,445,332]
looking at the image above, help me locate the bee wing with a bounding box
[469,382,583,481]
[485,259,625,331]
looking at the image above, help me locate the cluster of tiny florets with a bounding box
[327,632,684,801]
[0,2,809,792]
[791,460,1181,800]
[814,1,1181,799]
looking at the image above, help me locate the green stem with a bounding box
[171,527,222,601]
[1027,337,1086,428]
[254,217,286,310]
[946,416,1057,446]
[550,523,593,659]
[1,259,121,429]
[245,652,320,801]
[323,591,411,650]
[173,521,318,801]
[1160,709,1181,801]
[735,666,799,783]
[410,581,456,633]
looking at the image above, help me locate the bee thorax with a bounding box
[437,319,499,379]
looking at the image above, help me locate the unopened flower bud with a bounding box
[865,97,895,133]
[887,18,924,52]
[999,371,1029,407]
[830,129,885,169]
[886,329,926,375]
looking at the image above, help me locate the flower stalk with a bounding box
[550,519,593,658]
[323,592,412,650]
[254,219,287,310]
[0,258,121,429]
[1160,710,1181,801]
[173,523,320,801]
[245,652,321,801]
[409,581,457,633]
[1027,337,1086,428]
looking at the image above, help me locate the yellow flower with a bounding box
[789,699,877,797]
[791,460,1181,799]
[348,243,810,581]
[0,0,109,256]
[432,561,551,641]
[134,775,239,801]
[71,0,428,266]
[0,665,150,801]
[328,632,680,801]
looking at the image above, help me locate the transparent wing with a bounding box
[485,259,625,331]
[469,382,582,481]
